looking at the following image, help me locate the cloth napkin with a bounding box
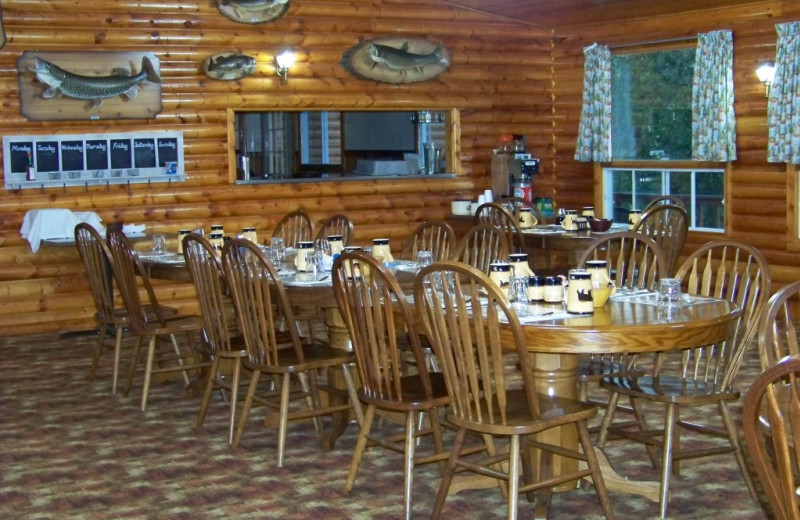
[21,209,104,253]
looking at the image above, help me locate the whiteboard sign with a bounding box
[3,131,184,190]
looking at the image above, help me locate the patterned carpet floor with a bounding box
[0,331,770,519]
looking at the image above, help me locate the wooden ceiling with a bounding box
[438,0,766,29]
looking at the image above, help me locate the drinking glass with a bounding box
[268,246,282,268]
[151,234,166,255]
[311,249,326,277]
[416,250,433,268]
[508,276,530,316]
[657,278,681,307]
[270,237,286,262]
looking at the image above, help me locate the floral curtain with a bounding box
[575,44,611,162]
[767,22,800,164]
[692,30,736,161]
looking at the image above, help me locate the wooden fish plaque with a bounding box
[17,51,162,121]
[341,37,451,84]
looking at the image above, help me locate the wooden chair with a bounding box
[450,223,510,273]
[222,238,363,466]
[399,220,456,262]
[597,239,770,518]
[743,357,800,520]
[75,222,159,394]
[106,229,209,411]
[183,233,248,445]
[474,201,526,254]
[758,280,800,370]
[575,231,668,403]
[332,251,450,520]
[414,261,615,520]
[271,209,314,248]
[643,195,686,212]
[632,203,688,275]
[314,214,354,245]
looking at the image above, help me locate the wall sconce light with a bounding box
[756,62,775,98]
[274,49,296,84]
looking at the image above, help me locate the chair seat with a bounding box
[358,372,449,410]
[578,356,642,382]
[601,375,741,404]
[244,343,354,373]
[143,314,204,336]
[447,389,597,435]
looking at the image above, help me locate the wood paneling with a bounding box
[0,0,554,334]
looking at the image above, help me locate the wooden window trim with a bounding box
[787,164,800,252]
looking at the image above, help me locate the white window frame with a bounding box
[602,167,725,232]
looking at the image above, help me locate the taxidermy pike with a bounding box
[32,56,161,108]
[368,42,448,74]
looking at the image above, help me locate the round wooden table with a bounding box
[451,295,742,507]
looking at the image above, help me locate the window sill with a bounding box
[234,173,457,185]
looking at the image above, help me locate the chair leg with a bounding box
[345,404,375,494]
[111,324,124,394]
[431,427,467,520]
[402,410,417,520]
[88,323,107,383]
[277,373,292,468]
[631,397,660,468]
[232,369,261,449]
[430,408,446,474]
[720,401,759,501]
[341,362,364,427]
[227,358,242,446]
[196,357,220,429]
[507,434,520,520]
[658,403,678,519]
[596,391,620,448]
[140,335,158,411]
[577,420,615,519]
[297,371,322,434]
[124,335,143,397]
[168,333,191,387]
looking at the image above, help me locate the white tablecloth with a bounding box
[20,209,104,253]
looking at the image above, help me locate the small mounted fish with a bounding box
[203,52,256,81]
[32,56,161,109]
[342,37,451,84]
[216,0,290,24]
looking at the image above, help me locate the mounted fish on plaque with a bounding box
[216,0,290,24]
[203,52,256,81]
[17,51,161,121]
[341,37,450,84]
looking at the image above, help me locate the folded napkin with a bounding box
[288,274,330,286]
[21,209,105,253]
[122,224,146,236]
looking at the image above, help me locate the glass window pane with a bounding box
[611,170,633,222]
[696,170,724,229]
[612,48,695,160]
[634,170,663,209]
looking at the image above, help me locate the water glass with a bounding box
[508,276,530,316]
[270,237,286,262]
[657,278,681,307]
[268,246,282,267]
[311,249,326,276]
[416,250,433,268]
[151,234,166,255]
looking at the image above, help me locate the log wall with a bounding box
[0,0,553,334]
[551,0,800,286]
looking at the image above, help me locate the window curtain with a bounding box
[767,22,800,164]
[692,30,736,161]
[575,44,611,162]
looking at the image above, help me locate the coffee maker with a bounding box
[491,134,539,200]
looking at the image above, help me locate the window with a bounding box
[602,46,725,232]
[603,167,724,232]
[611,48,695,160]
[232,110,453,181]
